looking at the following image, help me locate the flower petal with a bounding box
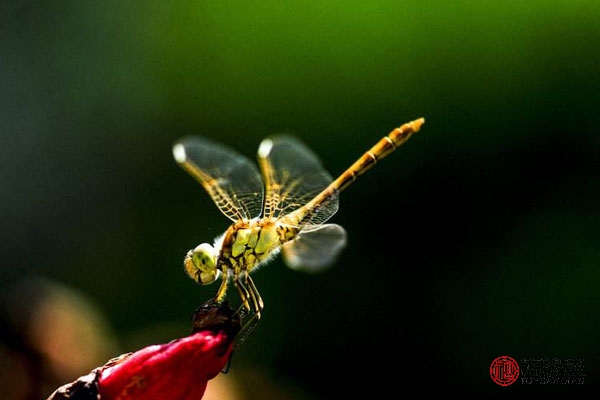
[98,330,234,400]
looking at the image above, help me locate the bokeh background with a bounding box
[1,1,599,398]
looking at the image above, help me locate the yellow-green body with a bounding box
[219,218,298,276]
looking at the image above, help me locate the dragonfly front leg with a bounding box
[213,266,229,304]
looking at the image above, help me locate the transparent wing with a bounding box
[282,224,347,272]
[173,136,264,222]
[256,134,339,225]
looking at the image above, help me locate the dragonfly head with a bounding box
[184,243,221,285]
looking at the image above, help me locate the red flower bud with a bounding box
[98,330,233,399]
[46,301,241,400]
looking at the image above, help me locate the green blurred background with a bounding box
[1,1,599,398]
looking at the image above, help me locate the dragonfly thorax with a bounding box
[219,219,295,274]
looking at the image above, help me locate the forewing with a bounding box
[257,134,339,225]
[173,136,264,221]
[282,224,347,272]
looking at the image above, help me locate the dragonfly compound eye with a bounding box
[184,243,220,285]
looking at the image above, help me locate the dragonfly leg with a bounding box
[230,272,264,349]
[234,272,263,317]
[234,310,260,350]
[246,275,264,313]
[213,267,229,304]
[232,272,254,314]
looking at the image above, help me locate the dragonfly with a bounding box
[173,117,424,331]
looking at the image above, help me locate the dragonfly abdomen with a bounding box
[284,118,425,226]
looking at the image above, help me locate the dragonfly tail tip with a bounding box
[412,117,425,132]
